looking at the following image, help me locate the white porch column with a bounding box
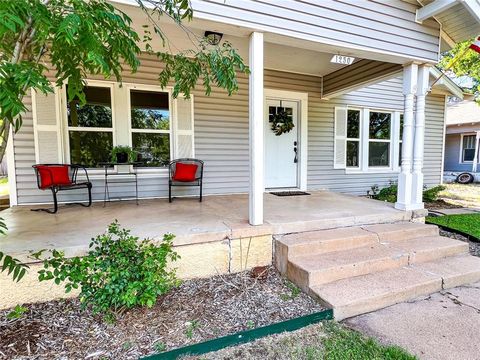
[473,131,480,173]
[411,64,430,208]
[248,32,264,225]
[395,63,418,210]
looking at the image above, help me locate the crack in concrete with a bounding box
[360,226,382,244]
[441,291,480,314]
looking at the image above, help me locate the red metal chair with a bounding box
[32,164,93,213]
[168,158,204,203]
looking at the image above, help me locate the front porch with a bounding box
[3,191,420,262]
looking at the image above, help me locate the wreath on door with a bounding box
[270,102,295,136]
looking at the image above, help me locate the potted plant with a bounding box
[111,145,137,164]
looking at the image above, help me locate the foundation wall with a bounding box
[0,235,273,310]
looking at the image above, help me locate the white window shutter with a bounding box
[334,107,347,169]
[174,95,195,159]
[32,88,62,164]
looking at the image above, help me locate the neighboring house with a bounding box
[444,94,480,182]
[6,0,477,225]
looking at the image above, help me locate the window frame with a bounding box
[367,109,393,169]
[344,107,401,174]
[459,133,477,164]
[345,108,362,169]
[126,83,174,173]
[61,80,116,171]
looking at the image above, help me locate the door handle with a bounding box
[294,143,298,163]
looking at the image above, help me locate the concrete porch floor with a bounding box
[1,191,422,261]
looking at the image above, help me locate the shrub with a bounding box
[372,182,446,204]
[36,221,179,314]
[423,185,446,202]
[373,181,398,203]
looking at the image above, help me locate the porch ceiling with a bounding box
[3,192,416,262]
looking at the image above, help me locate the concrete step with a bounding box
[311,266,443,320]
[311,254,480,320]
[276,222,439,268]
[287,235,468,290]
[363,222,439,242]
[413,254,480,289]
[385,236,469,264]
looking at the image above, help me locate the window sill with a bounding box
[345,168,400,175]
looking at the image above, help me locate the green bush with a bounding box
[371,183,446,204]
[36,221,179,314]
[375,183,398,203]
[423,185,446,202]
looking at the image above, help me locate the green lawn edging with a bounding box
[141,308,334,360]
[426,213,480,242]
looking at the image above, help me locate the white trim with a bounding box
[264,88,308,191]
[416,0,457,22]
[249,31,264,226]
[346,107,362,171]
[392,111,402,172]
[342,107,398,174]
[463,0,480,22]
[440,96,448,184]
[459,132,477,163]
[61,80,116,169]
[6,126,17,206]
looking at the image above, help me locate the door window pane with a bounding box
[369,142,390,167]
[347,110,360,139]
[132,133,170,167]
[369,112,391,140]
[67,86,112,128]
[69,131,113,167]
[131,90,170,130]
[347,141,359,167]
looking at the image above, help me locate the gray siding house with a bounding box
[444,95,480,181]
[6,0,478,225]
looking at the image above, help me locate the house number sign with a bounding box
[330,55,355,65]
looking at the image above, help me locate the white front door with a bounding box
[264,99,299,188]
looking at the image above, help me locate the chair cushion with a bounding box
[37,165,72,189]
[173,163,198,182]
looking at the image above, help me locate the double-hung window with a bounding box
[461,135,477,163]
[368,111,392,167]
[346,109,361,168]
[66,85,114,168]
[130,89,171,167]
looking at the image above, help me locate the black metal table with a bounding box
[99,162,143,206]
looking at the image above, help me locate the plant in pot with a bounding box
[111,146,137,164]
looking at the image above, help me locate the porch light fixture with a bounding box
[204,31,223,45]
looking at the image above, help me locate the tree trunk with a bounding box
[0,121,10,165]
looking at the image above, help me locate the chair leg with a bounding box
[169,182,172,203]
[199,180,203,202]
[81,184,92,207]
[31,188,58,214]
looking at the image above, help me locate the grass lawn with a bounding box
[438,184,480,208]
[199,321,417,359]
[426,214,480,240]
[0,177,8,196]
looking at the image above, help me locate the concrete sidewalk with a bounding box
[346,282,480,360]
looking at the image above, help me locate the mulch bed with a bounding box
[440,229,480,257]
[0,266,324,360]
[424,200,462,210]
